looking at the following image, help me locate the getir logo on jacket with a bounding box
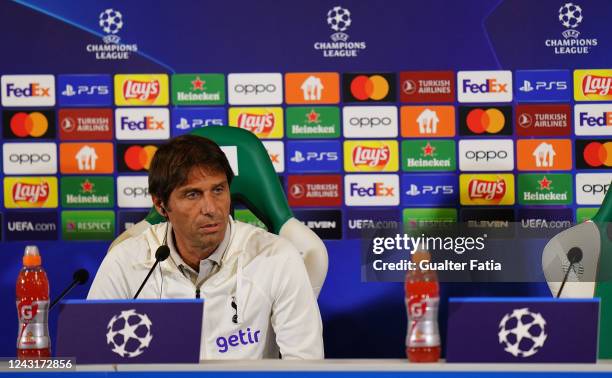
[4,177,58,208]
[285,73,340,104]
[60,143,114,174]
[574,69,612,101]
[457,71,512,103]
[459,174,515,206]
[401,106,455,137]
[517,139,572,171]
[229,107,283,139]
[344,174,399,206]
[1,75,55,107]
[114,74,169,106]
[115,108,170,140]
[343,140,398,172]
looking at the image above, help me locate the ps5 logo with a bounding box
[518,80,567,93]
[176,117,224,130]
[290,150,338,163]
[405,184,454,196]
[61,84,110,97]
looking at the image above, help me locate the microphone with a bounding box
[50,268,90,310]
[133,245,170,299]
[556,247,583,298]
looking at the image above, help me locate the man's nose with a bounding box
[200,192,219,216]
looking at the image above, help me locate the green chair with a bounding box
[543,183,612,358]
[110,126,328,297]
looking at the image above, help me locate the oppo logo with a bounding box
[464,150,508,162]
[582,183,609,194]
[234,84,276,95]
[349,117,392,128]
[9,153,52,164]
[123,187,148,197]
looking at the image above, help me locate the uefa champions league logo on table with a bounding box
[106,309,153,358]
[498,308,548,358]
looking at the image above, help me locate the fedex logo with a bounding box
[401,174,457,206]
[58,74,112,106]
[2,75,55,106]
[457,71,512,103]
[115,108,170,140]
[345,174,399,206]
[462,79,507,94]
[287,141,341,173]
[575,105,612,136]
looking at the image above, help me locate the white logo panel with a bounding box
[115,108,170,140]
[343,106,398,138]
[1,75,55,107]
[344,174,399,206]
[117,176,151,208]
[576,173,611,205]
[228,73,283,105]
[458,139,514,171]
[457,71,512,103]
[220,146,239,176]
[3,143,57,174]
[262,141,285,173]
[574,104,612,136]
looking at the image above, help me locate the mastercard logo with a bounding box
[466,108,505,134]
[124,145,158,171]
[350,75,390,101]
[10,112,49,137]
[583,141,612,167]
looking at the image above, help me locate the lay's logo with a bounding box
[123,80,160,101]
[460,174,514,206]
[229,107,283,139]
[344,141,398,172]
[114,74,169,106]
[4,176,58,208]
[574,70,612,101]
[352,145,390,168]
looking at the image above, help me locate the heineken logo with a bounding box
[171,74,225,105]
[61,177,114,208]
[286,106,340,138]
[402,140,456,171]
[518,174,572,205]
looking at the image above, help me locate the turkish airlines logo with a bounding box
[515,104,571,137]
[399,71,455,103]
[58,108,113,140]
[352,145,390,168]
[123,80,160,101]
[287,175,342,207]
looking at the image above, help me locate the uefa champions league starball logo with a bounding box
[327,6,351,33]
[498,307,547,358]
[99,9,123,34]
[558,3,583,29]
[106,309,153,358]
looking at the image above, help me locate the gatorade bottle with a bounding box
[405,250,440,362]
[16,246,51,359]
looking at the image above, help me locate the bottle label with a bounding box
[406,296,440,348]
[16,299,50,349]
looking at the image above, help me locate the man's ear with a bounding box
[152,196,168,218]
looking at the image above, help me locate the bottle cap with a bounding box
[23,245,41,267]
[411,250,431,268]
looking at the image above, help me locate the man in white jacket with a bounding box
[88,135,324,360]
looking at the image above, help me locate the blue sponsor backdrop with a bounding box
[57,74,113,106]
[286,141,342,173]
[2,0,609,359]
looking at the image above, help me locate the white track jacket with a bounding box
[88,219,324,360]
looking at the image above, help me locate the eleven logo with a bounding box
[457,71,512,103]
[229,107,283,138]
[344,174,399,206]
[114,74,169,106]
[4,177,58,208]
[344,140,398,172]
[460,174,515,206]
[1,75,55,107]
[60,143,114,174]
[517,139,572,171]
[401,106,455,137]
[285,73,340,104]
[574,70,612,101]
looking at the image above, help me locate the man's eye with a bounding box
[186,192,200,199]
[214,187,225,194]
